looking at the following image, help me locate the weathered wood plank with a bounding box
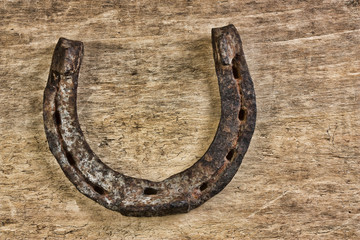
[0,0,359,239]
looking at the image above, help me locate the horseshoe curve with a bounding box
[43,24,256,217]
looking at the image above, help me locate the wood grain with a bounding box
[0,0,359,239]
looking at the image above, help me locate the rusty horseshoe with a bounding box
[43,24,256,217]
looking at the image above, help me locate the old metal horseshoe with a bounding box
[43,24,256,217]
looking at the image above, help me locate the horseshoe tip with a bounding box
[211,24,242,66]
[51,37,84,75]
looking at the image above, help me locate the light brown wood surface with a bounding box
[0,0,359,239]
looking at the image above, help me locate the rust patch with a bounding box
[204,153,213,162]
[43,24,256,217]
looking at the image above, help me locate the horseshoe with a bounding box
[43,24,256,217]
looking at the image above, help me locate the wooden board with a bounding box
[0,0,359,239]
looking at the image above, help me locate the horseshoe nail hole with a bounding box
[144,187,158,195]
[232,59,240,79]
[226,149,236,161]
[239,108,246,121]
[54,111,61,125]
[65,151,76,166]
[200,182,208,191]
[93,185,105,195]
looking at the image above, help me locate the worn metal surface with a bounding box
[43,24,256,217]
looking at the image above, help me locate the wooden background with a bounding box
[0,0,359,239]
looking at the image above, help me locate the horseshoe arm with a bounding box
[43,24,256,217]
